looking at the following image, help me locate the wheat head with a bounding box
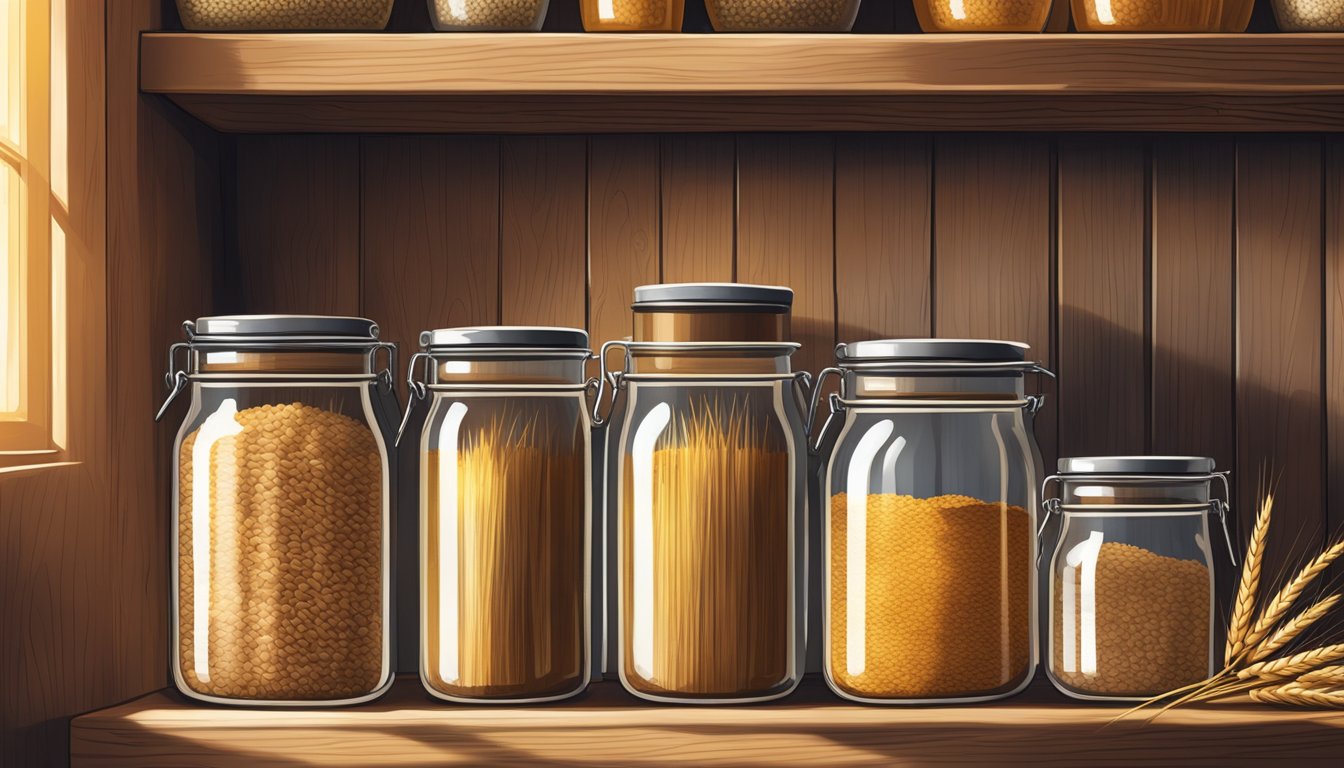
[1226,493,1274,661]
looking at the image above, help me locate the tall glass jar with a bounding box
[814,339,1050,704]
[401,327,593,703]
[580,0,684,30]
[157,315,398,706]
[1043,457,1233,701]
[600,283,808,703]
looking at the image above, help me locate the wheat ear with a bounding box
[1226,493,1274,661]
[1242,540,1344,651]
[1247,593,1342,663]
[1239,643,1344,681]
[1252,684,1344,709]
[1297,665,1344,686]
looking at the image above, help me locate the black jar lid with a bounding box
[838,338,1029,363]
[1057,456,1217,475]
[633,282,793,310]
[420,326,590,351]
[189,315,379,342]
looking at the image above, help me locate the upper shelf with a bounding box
[140,32,1344,133]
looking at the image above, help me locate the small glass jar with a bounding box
[1043,457,1233,701]
[157,315,398,706]
[704,0,861,31]
[580,0,685,31]
[601,283,808,703]
[1272,0,1344,30]
[402,327,594,703]
[175,0,394,30]
[914,0,1053,32]
[428,0,550,30]
[1072,0,1224,31]
[813,339,1050,704]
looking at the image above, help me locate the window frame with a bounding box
[0,0,57,463]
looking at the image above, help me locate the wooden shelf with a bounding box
[71,677,1344,766]
[139,32,1344,133]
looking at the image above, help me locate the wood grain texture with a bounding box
[588,135,660,348]
[933,136,1056,465]
[1327,137,1344,591]
[661,135,734,283]
[359,135,501,674]
[500,136,587,328]
[1236,138,1325,584]
[736,134,835,377]
[139,33,1344,96]
[834,134,931,343]
[232,135,360,314]
[70,677,1344,768]
[163,92,1344,134]
[1056,139,1147,457]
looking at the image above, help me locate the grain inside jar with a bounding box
[704,0,859,31]
[621,401,792,697]
[579,0,684,30]
[1271,0,1344,30]
[1071,0,1223,31]
[914,0,1053,31]
[175,0,394,30]
[429,0,550,30]
[1052,542,1210,697]
[423,410,587,700]
[828,493,1033,700]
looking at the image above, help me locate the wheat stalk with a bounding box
[1247,594,1342,663]
[1242,541,1344,651]
[1297,665,1344,686]
[1239,643,1344,681]
[1251,684,1344,709]
[1226,493,1274,661]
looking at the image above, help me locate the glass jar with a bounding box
[157,315,398,706]
[1221,0,1255,30]
[704,0,861,31]
[1072,0,1224,31]
[1042,457,1233,701]
[600,283,808,703]
[813,339,1050,704]
[1272,0,1344,30]
[401,327,593,703]
[175,0,394,30]
[914,0,1053,32]
[428,0,550,30]
[580,0,685,31]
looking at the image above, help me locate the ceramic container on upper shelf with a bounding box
[175,0,393,30]
[914,0,1054,32]
[580,0,685,31]
[157,315,399,707]
[1071,0,1226,31]
[427,0,551,30]
[703,0,861,31]
[1041,457,1235,701]
[1271,0,1344,30]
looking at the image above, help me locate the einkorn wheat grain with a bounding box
[430,0,549,29]
[175,0,393,30]
[178,402,385,701]
[705,0,857,31]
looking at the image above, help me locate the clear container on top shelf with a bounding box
[1271,0,1344,30]
[1042,457,1234,701]
[157,315,398,706]
[580,0,685,30]
[1071,0,1225,31]
[600,283,809,703]
[813,339,1051,704]
[914,0,1054,32]
[401,327,594,703]
[427,0,551,30]
[703,0,861,31]
[175,0,394,30]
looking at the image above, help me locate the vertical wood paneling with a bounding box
[834,135,931,342]
[360,135,501,673]
[661,135,735,283]
[1236,138,1325,583]
[500,136,587,328]
[1151,138,1237,620]
[1057,139,1147,457]
[589,136,660,348]
[233,136,361,314]
[736,135,835,377]
[934,136,1056,465]
[1326,140,1344,543]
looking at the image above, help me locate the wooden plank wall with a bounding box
[223,132,1343,673]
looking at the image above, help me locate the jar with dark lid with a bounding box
[812,339,1051,704]
[599,283,808,703]
[1042,457,1234,701]
[400,327,595,703]
[157,315,398,706]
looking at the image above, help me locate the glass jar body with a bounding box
[171,378,395,706]
[580,0,684,30]
[822,398,1040,703]
[611,376,807,703]
[1072,0,1224,31]
[1046,478,1217,701]
[914,0,1053,32]
[427,0,551,30]
[419,388,591,702]
[703,0,861,31]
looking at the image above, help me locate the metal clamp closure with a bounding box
[807,367,843,456]
[592,340,630,428]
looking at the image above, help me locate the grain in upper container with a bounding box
[175,0,393,30]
